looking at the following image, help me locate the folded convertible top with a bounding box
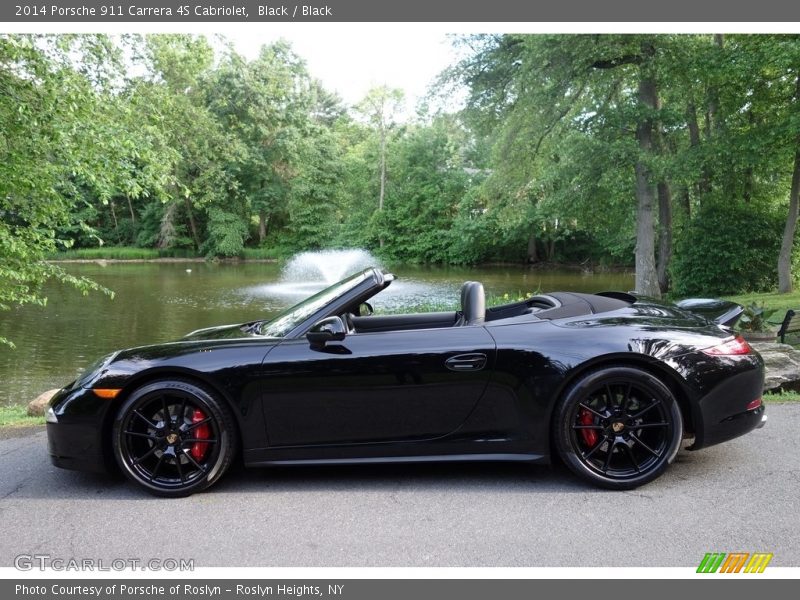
[535,292,632,320]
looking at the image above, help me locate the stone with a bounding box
[26,389,59,417]
[751,342,800,392]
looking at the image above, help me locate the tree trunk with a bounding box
[680,186,691,219]
[656,182,672,295]
[654,102,673,295]
[183,197,200,250]
[706,34,724,139]
[258,210,268,243]
[743,166,754,203]
[633,43,661,298]
[378,125,386,249]
[778,148,800,293]
[777,73,800,294]
[109,200,119,231]
[126,197,136,224]
[634,160,660,297]
[526,229,538,263]
[743,109,755,203]
[687,101,711,196]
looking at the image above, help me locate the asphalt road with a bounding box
[0,405,798,568]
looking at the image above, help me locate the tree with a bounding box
[355,86,405,248]
[206,42,312,251]
[130,35,246,256]
[775,39,800,293]
[450,35,672,295]
[8,32,800,299]
[379,115,474,262]
[0,35,119,346]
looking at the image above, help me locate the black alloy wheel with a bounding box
[112,379,237,497]
[554,366,683,490]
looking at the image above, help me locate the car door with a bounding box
[260,325,496,446]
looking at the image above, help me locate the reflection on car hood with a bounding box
[182,322,260,341]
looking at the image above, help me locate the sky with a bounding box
[227,28,462,114]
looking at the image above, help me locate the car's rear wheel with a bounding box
[112,379,237,497]
[553,366,683,490]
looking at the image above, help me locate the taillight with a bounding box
[701,335,752,356]
[746,397,762,411]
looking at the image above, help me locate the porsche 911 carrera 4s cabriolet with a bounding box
[46,268,766,496]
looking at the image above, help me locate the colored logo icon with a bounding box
[697,552,773,573]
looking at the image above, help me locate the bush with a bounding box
[203,207,249,258]
[671,201,783,296]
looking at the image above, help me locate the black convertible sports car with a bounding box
[46,268,767,496]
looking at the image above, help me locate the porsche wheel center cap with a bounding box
[611,421,625,433]
[166,433,179,444]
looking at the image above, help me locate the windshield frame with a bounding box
[258,268,390,339]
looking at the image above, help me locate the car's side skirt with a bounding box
[245,452,548,468]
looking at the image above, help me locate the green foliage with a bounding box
[763,391,800,403]
[377,116,475,263]
[671,201,783,296]
[48,247,197,260]
[5,32,800,345]
[240,248,279,260]
[0,34,115,346]
[725,288,800,316]
[737,302,779,333]
[203,207,249,257]
[0,405,44,428]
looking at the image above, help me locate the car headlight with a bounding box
[75,352,118,389]
[45,407,58,424]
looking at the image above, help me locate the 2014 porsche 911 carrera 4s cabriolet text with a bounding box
[46,268,767,496]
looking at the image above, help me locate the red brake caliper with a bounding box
[190,409,210,461]
[579,408,599,447]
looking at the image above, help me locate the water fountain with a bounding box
[281,249,380,286]
[243,248,382,300]
[241,248,454,312]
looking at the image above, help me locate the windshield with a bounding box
[259,270,373,338]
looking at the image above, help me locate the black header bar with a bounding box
[4,0,800,23]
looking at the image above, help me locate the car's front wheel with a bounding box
[112,379,237,497]
[553,366,683,490]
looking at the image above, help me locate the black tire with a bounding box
[553,366,683,490]
[112,379,238,497]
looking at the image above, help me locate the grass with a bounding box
[723,289,800,339]
[763,390,800,403]
[49,246,200,260]
[241,247,280,260]
[49,246,280,261]
[0,405,45,428]
[724,290,800,317]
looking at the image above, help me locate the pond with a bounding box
[0,255,633,407]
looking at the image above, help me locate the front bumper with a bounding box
[46,385,116,474]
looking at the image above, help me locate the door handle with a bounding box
[445,353,487,372]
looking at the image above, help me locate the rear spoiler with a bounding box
[674,298,744,327]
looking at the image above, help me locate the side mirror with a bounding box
[358,302,374,317]
[306,316,347,348]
